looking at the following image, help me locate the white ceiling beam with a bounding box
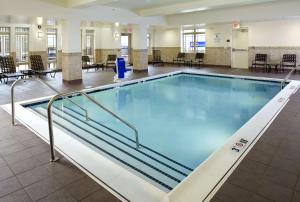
[67,0,116,8]
[136,0,281,16]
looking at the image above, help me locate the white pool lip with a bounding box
[2,70,299,202]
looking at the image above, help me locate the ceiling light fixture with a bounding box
[180,7,208,13]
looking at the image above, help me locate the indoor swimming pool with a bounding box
[6,71,298,202]
[25,73,280,190]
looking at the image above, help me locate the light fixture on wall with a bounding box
[114,31,120,40]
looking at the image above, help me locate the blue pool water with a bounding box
[29,73,280,169]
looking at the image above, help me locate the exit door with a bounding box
[231,28,249,69]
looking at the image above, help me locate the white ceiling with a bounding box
[103,0,195,9]
[40,0,287,17]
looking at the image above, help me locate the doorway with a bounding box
[231,28,249,69]
[121,33,132,65]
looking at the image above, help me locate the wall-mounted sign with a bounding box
[214,33,221,43]
[190,41,206,47]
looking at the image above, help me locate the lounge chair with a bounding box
[191,53,204,67]
[280,54,296,73]
[105,54,117,70]
[82,56,101,72]
[251,54,267,71]
[173,52,186,65]
[0,56,24,84]
[152,50,164,66]
[29,55,56,78]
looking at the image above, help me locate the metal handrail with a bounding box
[48,91,140,162]
[11,78,88,126]
[281,68,295,89]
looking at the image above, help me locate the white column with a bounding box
[132,24,148,71]
[61,19,82,83]
[56,22,63,69]
[81,28,86,55]
[10,25,16,63]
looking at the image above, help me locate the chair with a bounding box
[251,54,267,71]
[173,52,186,65]
[152,50,164,66]
[29,55,56,78]
[280,54,296,73]
[0,56,24,84]
[191,53,204,67]
[106,54,117,70]
[82,56,100,71]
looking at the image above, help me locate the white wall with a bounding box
[149,18,300,49]
[205,24,232,48]
[246,19,300,47]
[0,22,61,53]
[203,19,300,48]
[98,25,121,49]
[151,25,232,48]
[153,27,181,47]
[29,24,47,52]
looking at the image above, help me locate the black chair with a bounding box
[173,52,186,65]
[191,53,204,67]
[82,56,100,71]
[251,54,267,71]
[0,56,24,84]
[106,54,117,70]
[29,55,56,78]
[280,54,296,73]
[152,50,164,66]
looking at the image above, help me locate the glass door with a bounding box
[121,33,131,65]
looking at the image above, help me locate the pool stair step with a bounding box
[32,106,193,191]
[60,105,192,175]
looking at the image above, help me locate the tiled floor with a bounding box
[211,91,300,202]
[0,65,300,201]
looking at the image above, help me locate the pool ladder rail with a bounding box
[10,78,140,163]
[281,68,295,89]
[11,78,89,125]
[47,91,140,162]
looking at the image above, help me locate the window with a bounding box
[0,27,10,56]
[181,28,206,53]
[86,30,95,63]
[47,28,57,62]
[16,27,29,63]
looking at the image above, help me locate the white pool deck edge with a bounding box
[2,70,299,202]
